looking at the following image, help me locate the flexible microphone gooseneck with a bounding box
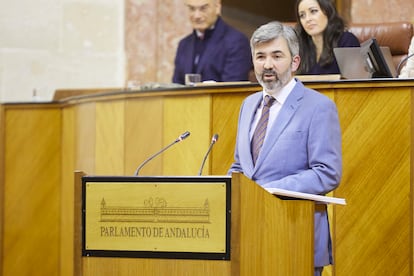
[133,131,190,176]
[397,53,414,76]
[198,134,219,176]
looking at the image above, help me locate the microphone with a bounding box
[397,52,414,75]
[134,131,190,176]
[198,134,219,176]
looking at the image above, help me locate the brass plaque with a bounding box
[82,176,231,260]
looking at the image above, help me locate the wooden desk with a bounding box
[0,79,413,275]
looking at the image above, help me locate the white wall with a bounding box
[0,0,125,102]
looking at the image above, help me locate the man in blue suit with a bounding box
[228,21,342,276]
[172,0,252,84]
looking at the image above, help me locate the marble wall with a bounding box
[125,0,191,86]
[351,0,414,24]
[0,0,125,102]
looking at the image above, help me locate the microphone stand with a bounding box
[198,134,218,176]
[134,131,190,176]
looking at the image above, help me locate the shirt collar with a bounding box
[195,23,216,39]
[263,78,296,105]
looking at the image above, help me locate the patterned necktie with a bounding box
[251,95,275,165]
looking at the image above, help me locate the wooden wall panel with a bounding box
[75,103,96,175]
[3,106,61,276]
[0,105,4,274]
[211,93,247,175]
[163,94,211,176]
[95,101,125,175]
[334,87,411,275]
[124,97,163,176]
[82,257,231,276]
[60,106,76,276]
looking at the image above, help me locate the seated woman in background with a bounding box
[295,0,360,75]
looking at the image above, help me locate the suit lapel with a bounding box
[240,93,262,172]
[253,81,305,168]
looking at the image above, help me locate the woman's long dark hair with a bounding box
[295,0,346,73]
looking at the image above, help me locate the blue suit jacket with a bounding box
[172,17,252,84]
[229,80,342,267]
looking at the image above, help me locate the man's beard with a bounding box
[256,69,290,92]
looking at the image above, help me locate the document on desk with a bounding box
[265,187,346,205]
[295,74,341,82]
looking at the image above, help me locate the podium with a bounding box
[74,172,315,275]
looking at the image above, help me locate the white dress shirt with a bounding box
[250,78,297,142]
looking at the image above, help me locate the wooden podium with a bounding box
[74,172,314,276]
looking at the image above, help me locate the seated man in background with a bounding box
[172,0,253,84]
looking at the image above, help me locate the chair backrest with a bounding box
[348,22,414,69]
